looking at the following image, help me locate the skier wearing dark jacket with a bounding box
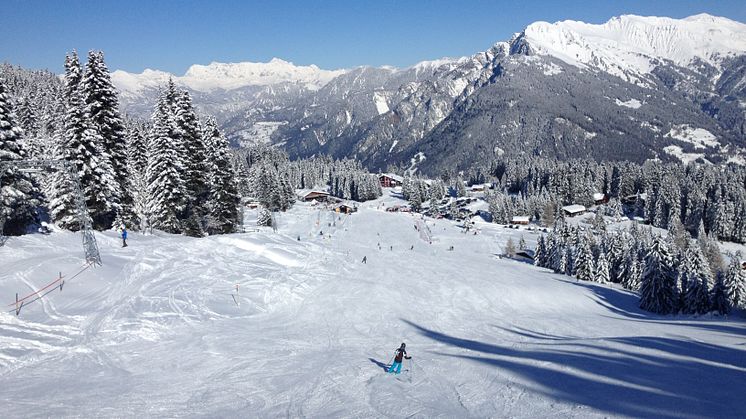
[388,343,411,374]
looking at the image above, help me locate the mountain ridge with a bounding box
[108,13,746,173]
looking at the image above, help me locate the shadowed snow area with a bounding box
[1,194,745,417]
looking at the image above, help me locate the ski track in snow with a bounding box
[1,192,745,417]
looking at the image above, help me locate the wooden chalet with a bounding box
[510,215,530,225]
[593,193,609,205]
[379,173,404,188]
[297,189,331,202]
[562,204,586,217]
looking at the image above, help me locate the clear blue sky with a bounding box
[1,0,745,74]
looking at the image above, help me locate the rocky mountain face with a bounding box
[112,14,746,175]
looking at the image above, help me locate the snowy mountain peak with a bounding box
[112,58,346,95]
[517,14,746,81]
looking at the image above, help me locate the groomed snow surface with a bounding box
[1,192,745,417]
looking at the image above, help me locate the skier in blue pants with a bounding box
[388,343,411,374]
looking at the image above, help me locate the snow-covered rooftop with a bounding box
[562,204,586,213]
[379,173,404,182]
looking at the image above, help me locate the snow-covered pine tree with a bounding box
[534,235,547,267]
[175,90,207,236]
[595,249,610,283]
[592,211,606,232]
[455,177,467,198]
[202,118,239,234]
[60,51,118,230]
[564,245,574,276]
[723,252,746,309]
[125,122,148,230]
[622,256,642,291]
[710,271,730,315]
[47,125,80,230]
[145,95,186,233]
[546,233,560,271]
[504,237,516,257]
[82,50,130,222]
[0,77,38,235]
[574,234,595,281]
[681,245,712,315]
[699,231,725,278]
[639,237,678,314]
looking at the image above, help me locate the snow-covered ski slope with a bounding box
[1,192,744,418]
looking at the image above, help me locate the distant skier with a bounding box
[297,235,301,241]
[388,343,411,374]
[362,256,367,264]
[390,245,393,251]
[410,245,414,250]
[121,226,128,248]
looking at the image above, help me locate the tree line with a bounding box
[0,51,239,237]
[534,219,745,315]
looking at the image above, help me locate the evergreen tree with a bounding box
[622,256,642,291]
[681,246,712,314]
[82,50,129,222]
[639,237,679,314]
[564,245,574,276]
[455,177,467,197]
[175,91,208,236]
[60,51,118,230]
[595,249,610,283]
[710,271,731,315]
[202,118,240,234]
[534,235,547,267]
[574,234,595,281]
[125,123,149,230]
[0,77,38,235]
[504,237,516,257]
[145,96,186,233]
[48,126,80,230]
[723,252,746,309]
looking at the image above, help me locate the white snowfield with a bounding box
[1,193,745,418]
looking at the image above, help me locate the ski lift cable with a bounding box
[5,262,93,308]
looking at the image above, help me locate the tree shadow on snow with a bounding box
[368,358,390,372]
[563,279,746,336]
[402,319,746,419]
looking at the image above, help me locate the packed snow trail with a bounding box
[1,195,745,417]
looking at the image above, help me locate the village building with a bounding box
[296,189,331,202]
[510,215,530,225]
[334,203,357,214]
[593,193,609,205]
[378,173,404,188]
[562,204,587,217]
